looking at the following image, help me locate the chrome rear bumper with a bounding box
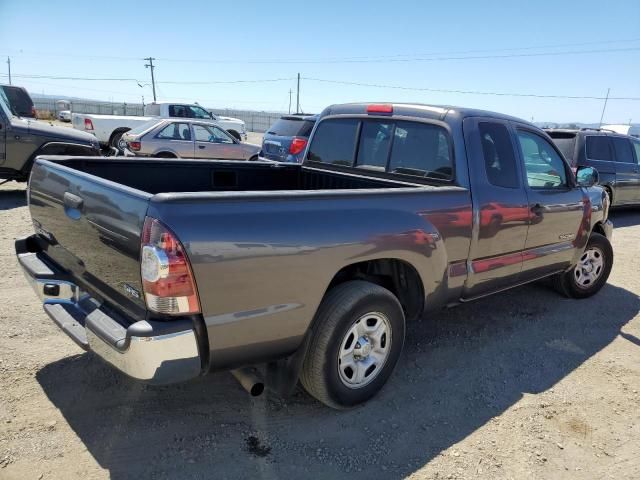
[16,236,202,384]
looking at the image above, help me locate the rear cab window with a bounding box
[307,117,454,182]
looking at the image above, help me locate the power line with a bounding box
[0,73,296,84]
[2,38,640,64]
[302,77,640,101]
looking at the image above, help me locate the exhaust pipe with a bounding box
[231,368,264,397]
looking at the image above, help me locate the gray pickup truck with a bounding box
[0,88,100,182]
[16,102,613,409]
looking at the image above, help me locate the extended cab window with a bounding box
[307,119,359,166]
[355,121,393,170]
[611,137,635,163]
[387,121,452,180]
[517,131,567,189]
[478,122,519,188]
[586,136,612,161]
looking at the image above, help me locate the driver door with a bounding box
[514,126,585,279]
[193,124,239,159]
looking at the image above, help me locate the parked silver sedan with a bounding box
[121,119,261,160]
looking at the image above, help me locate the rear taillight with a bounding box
[140,217,200,315]
[289,137,307,155]
[128,141,141,151]
[84,118,94,131]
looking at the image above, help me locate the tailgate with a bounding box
[27,158,151,322]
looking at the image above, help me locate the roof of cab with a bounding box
[319,102,530,125]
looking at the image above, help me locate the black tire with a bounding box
[109,129,129,153]
[553,233,613,299]
[156,152,177,158]
[228,130,242,141]
[300,280,405,409]
[249,155,258,162]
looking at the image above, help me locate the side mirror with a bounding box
[576,166,599,187]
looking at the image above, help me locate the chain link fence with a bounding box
[32,97,285,133]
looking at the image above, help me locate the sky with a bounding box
[0,0,638,123]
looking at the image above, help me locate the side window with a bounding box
[156,122,191,140]
[307,119,359,166]
[517,131,567,189]
[611,137,635,164]
[193,124,214,142]
[632,139,640,164]
[478,122,519,188]
[388,121,453,180]
[585,136,612,161]
[355,121,393,170]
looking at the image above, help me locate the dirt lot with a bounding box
[0,181,638,480]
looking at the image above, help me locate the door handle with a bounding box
[531,203,544,215]
[63,192,84,210]
[198,145,206,149]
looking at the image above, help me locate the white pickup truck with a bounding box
[72,101,247,150]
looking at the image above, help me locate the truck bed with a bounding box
[43,157,421,194]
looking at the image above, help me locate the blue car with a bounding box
[261,114,317,162]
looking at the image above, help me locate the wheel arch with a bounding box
[108,127,131,146]
[322,258,425,322]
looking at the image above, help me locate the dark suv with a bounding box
[546,128,640,206]
[0,87,100,182]
[261,114,317,163]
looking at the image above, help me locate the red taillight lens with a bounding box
[140,217,200,315]
[84,118,94,131]
[129,141,141,151]
[366,104,393,114]
[289,137,307,155]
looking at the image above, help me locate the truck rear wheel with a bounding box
[553,233,613,298]
[300,280,405,409]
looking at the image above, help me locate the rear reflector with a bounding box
[289,137,307,156]
[367,104,393,114]
[128,141,141,151]
[141,217,200,315]
[84,118,94,131]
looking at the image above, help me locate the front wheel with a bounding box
[300,280,405,409]
[554,233,613,298]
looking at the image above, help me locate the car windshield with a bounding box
[127,119,164,136]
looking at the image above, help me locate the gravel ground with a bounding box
[0,180,638,480]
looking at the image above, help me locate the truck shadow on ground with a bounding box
[0,188,27,211]
[36,282,638,480]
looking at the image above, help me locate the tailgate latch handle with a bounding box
[63,192,84,219]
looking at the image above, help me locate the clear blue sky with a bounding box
[0,0,638,123]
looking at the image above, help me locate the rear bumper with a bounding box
[15,235,202,385]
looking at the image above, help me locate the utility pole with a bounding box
[6,57,11,85]
[144,57,157,102]
[296,73,300,114]
[598,88,610,128]
[288,89,292,114]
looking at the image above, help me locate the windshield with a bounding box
[127,119,164,136]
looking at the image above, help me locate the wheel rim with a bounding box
[574,246,605,289]
[117,137,127,152]
[337,312,392,389]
